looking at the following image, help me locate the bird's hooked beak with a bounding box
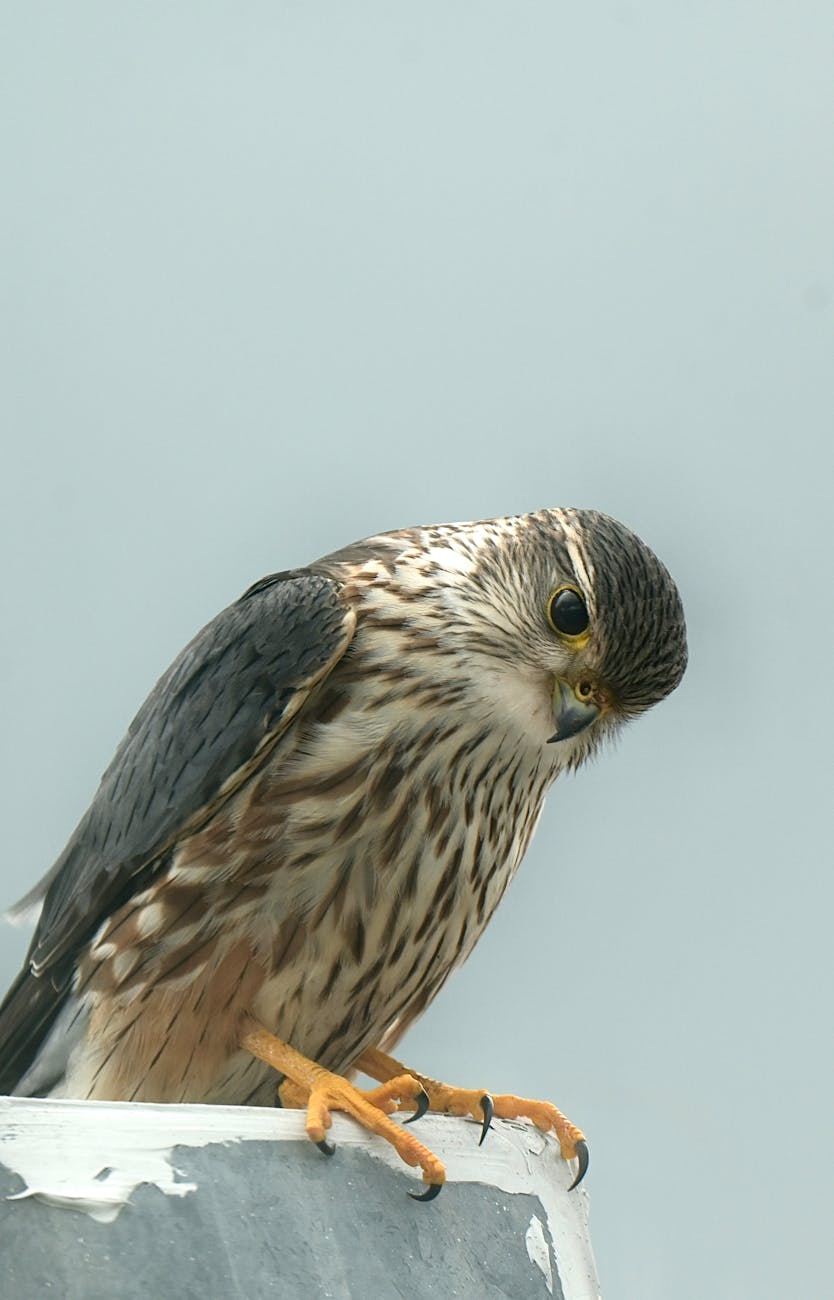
[547,677,600,743]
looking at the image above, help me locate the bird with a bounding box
[0,507,687,1199]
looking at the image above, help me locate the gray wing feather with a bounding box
[20,568,354,977]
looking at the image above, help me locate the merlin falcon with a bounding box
[0,508,687,1198]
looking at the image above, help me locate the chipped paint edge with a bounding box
[526,1212,555,1294]
[0,1096,601,1300]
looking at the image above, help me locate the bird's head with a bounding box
[409,507,688,761]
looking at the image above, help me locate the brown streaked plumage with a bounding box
[0,508,687,1191]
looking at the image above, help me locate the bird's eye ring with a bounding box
[546,585,590,640]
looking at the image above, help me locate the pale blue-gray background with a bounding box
[1,5,831,1297]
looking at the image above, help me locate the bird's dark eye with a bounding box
[547,586,590,638]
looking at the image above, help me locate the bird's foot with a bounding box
[485,1095,588,1188]
[357,1047,588,1189]
[240,1019,443,1200]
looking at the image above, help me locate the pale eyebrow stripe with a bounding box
[561,517,596,610]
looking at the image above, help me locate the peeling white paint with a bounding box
[0,1097,601,1299]
[526,1212,554,1294]
[1,1099,198,1223]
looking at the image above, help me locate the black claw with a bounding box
[408,1181,443,1202]
[478,1093,494,1146]
[404,1087,430,1125]
[316,1138,336,1157]
[568,1139,589,1190]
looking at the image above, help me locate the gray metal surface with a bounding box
[0,1098,600,1300]
[1,1141,560,1300]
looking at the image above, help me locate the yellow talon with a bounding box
[356,1045,589,1187]
[241,1019,446,1196]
